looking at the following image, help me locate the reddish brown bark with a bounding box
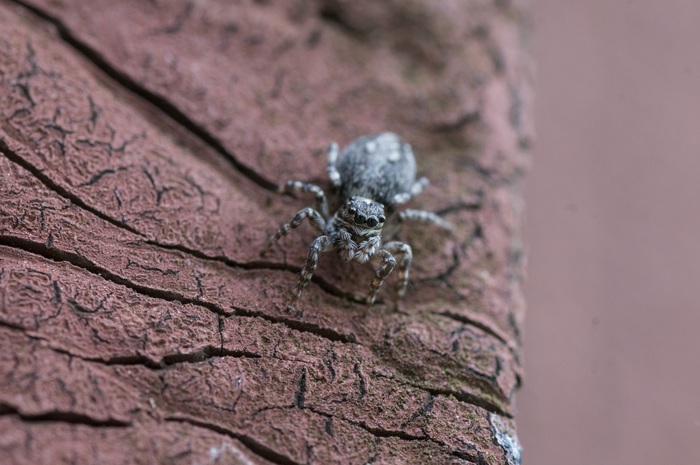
[0,0,531,464]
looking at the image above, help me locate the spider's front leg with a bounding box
[380,241,413,309]
[289,235,335,308]
[261,207,326,256]
[279,181,330,218]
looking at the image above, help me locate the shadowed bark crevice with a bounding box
[0,405,130,428]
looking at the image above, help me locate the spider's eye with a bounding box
[348,207,357,215]
[356,214,366,224]
[378,215,386,223]
[366,216,378,227]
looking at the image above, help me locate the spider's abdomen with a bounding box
[336,132,417,206]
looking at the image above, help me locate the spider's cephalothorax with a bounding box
[262,132,451,310]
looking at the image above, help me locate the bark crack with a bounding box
[0,403,130,428]
[0,140,145,238]
[433,310,510,347]
[294,367,307,409]
[147,240,368,306]
[2,245,509,417]
[303,405,486,464]
[308,406,426,442]
[165,416,303,465]
[11,0,278,192]
[10,329,260,370]
[373,371,512,419]
[0,236,355,345]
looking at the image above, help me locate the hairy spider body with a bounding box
[329,133,424,206]
[263,132,450,310]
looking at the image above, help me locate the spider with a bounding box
[262,132,451,310]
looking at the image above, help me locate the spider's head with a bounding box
[339,196,386,235]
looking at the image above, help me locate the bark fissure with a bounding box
[294,367,307,409]
[6,328,260,371]
[2,237,513,418]
[146,240,367,305]
[0,404,130,428]
[435,310,511,347]
[0,140,145,238]
[0,235,355,344]
[11,0,278,192]
[303,405,487,465]
[307,406,425,442]
[166,416,303,465]
[170,406,469,465]
[373,372,512,419]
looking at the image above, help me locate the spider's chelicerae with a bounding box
[262,132,452,310]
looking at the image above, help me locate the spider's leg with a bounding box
[399,209,453,230]
[367,249,397,308]
[289,235,335,307]
[381,241,412,309]
[261,207,326,256]
[391,177,429,205]
[410,176,430,197]
[327,142,341,188]
[279,181,330,219]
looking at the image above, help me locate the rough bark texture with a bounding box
[0,1,531,464]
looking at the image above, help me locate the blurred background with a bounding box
[519,0,700,463]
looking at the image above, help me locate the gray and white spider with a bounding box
[262,132,451,310]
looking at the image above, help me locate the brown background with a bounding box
[520,0,700,463]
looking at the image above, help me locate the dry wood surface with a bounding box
[0,1,531,463]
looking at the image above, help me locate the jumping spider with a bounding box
[262,132,451,310]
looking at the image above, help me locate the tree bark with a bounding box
[0,0,531,464]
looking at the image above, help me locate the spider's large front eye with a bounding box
[366,216,378,227]
[356,214,366,224]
